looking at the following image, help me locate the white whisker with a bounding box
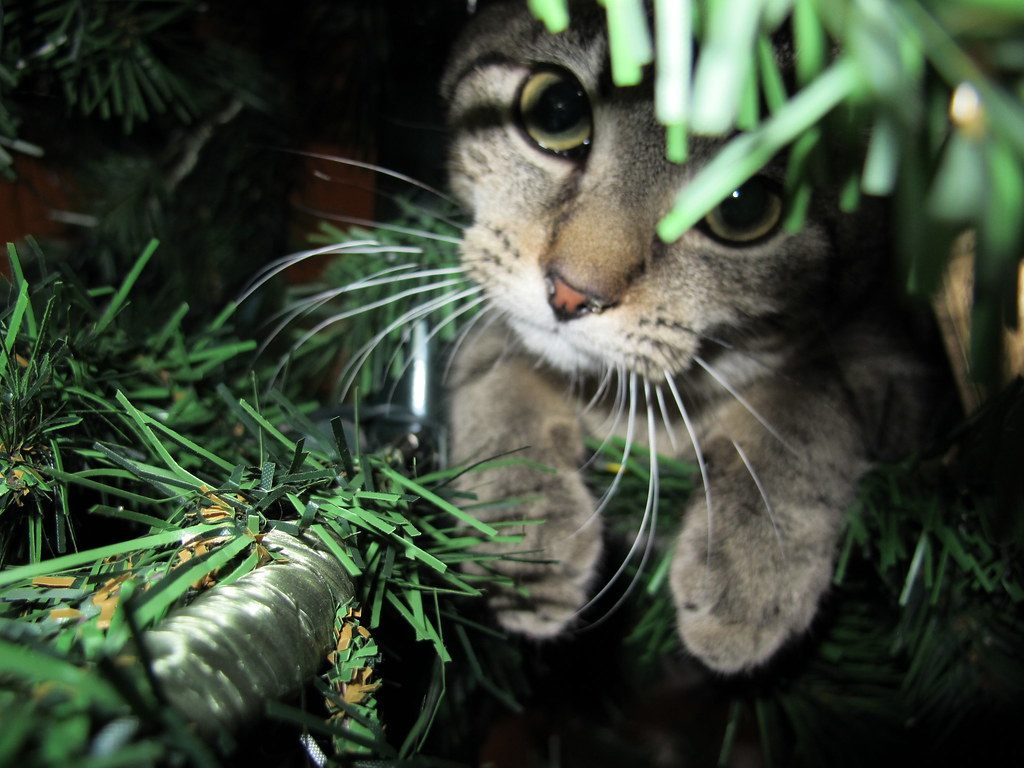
[268,280,471,387]
[655,383,679,453]
[606,364,628,432]
[308,174,467,232]
[581,376,659,634]
[566,367,580,402]
[578,364,626,473]
[257,265,466,355]
[693,355,797,455]
[569,370,637,538]
[385,294,487,405]
[280,149,461,208]
[485,320,520,376]
[247,245,429,301]
[337,285,484,400]
[665,371,714,569]
[268,263,421,326]
[581,362,613,415]
[442,302,501,383]
[297,207,463,245]
[732,439,785,556]
[271,277,466,363]
[575,375,659,624]
[238,240,384,303]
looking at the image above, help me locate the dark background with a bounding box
[1,0,471,308]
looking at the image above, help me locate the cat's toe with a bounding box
[486,528,600,638]
[490,585,586,638]
[675,607,791,674]
[670,552,828,673]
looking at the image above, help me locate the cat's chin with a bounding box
[508,317,606,375]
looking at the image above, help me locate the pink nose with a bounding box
[545,272,608,322]
[548,275,589,318]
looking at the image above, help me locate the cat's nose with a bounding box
[545,271,611,321]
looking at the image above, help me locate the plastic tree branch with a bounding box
[145,529,353,735]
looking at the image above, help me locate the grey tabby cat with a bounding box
[441,1,932,673]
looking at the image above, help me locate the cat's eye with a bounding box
[517,68,592,157]
[701,177,783,245]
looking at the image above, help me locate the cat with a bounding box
[440,1,935,673]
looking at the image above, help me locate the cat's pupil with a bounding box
[720,180,770,230]
[701,176,783,244]
[530,79,585,134]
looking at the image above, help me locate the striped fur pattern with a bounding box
[443,1,932,672]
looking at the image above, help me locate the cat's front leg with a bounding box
[670,379,866,673]
[449,327,601,637]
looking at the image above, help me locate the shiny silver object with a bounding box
[145,528,353,734]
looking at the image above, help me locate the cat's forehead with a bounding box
[442,3,608,98]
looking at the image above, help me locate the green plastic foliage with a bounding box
[599,0,654,86]
[0,0,206,177]
[928,130,986,223]
[659,59,860,241]
[861,114,901,196]
[528,0,571,32]
[0,235,515,764]
[689,0,761,134]
[654,0,693,161]
[972,138,1024,384]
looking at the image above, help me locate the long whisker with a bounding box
[577,372,655,618]
[655,383,679,453]
[565,366,580,403]
[276,149,462,208]
[265,262,421,327]
[268,279,470,385]
[442,301,501,383]
[569,369,636,539]
[296,206,463,246]
[581,362,614,415]
[578,364,626,473]
[258,266,467,356]
[578,377,661,630]
[665,371,714,569]
[238,242,424,304]
[240,239,375,302]
[305,171,468,232]
[732,439,785,556]
[384,294,488,406]
[693,355,797,455]
[606,364,628,432]
[490,321,521,373]
[299,265,466,303]
[257,265,418,356]
[337,285,484,400]
[277,276,466,354]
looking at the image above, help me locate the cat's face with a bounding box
[443,3,853,383]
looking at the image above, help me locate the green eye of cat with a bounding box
[517,69,592,157]
[702,177,783,245]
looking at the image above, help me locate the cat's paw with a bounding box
[669,498,835,674]
[473,469,601,639]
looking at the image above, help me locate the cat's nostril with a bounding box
[545,272,611,322]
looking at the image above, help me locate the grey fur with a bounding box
[444,1,933,672]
